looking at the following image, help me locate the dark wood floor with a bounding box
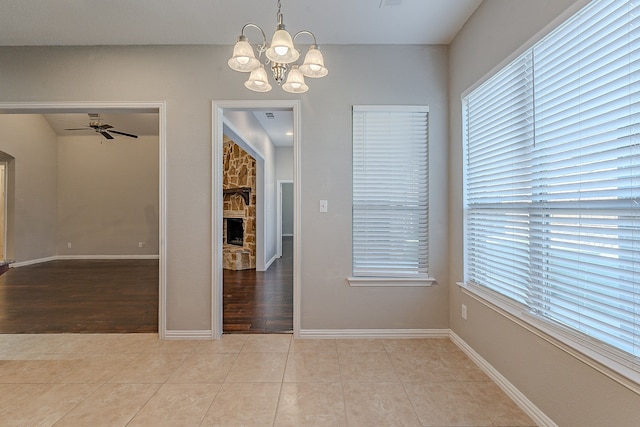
[223,236,293,334]
[0,238,293,334]
[0,259,159,333]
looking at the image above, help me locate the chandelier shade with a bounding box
[228,0,327,93]
[282,65,309,93]
[265,28,300,64]
[244,65,273,92]
[299,46,328,78]
[228,37,261,72]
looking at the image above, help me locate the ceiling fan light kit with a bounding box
[228,0,328,93]
[64,113,139,140]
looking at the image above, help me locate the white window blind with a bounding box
[352,106,429,279]
[463,0,640,381]
[463,51,534,304]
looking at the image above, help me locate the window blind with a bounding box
[530,0,640,361]
[463,51,534,305]
[463,0,640,379]
[352,106,429,278]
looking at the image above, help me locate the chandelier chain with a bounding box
[276,0,282,24]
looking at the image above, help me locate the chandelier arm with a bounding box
[292,30,318,47]
[240,23,269,52]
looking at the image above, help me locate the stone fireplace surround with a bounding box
[223,138,256,270]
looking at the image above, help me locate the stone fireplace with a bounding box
[223,137,256,270]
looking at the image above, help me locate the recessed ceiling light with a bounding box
[285,132,293,136]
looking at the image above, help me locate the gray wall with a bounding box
[0,44,449,332]
[57,135,159,256]
[281,182,293,236]
[275,146,293,236]
[0,118,159,262]
[275,146,293,182]
[0,114,57,262]
[275,147,294,237]
[448,0,640,424]
[300,45,450,330]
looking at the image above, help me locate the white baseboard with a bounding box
[163,330,214,340]
[56,255,160,260]
[264,253,278,270]
[12,254,159,267]
[12,256,58,267]
[298,328,450,339]
[450,331,557,427]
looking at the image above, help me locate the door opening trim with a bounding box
[212,100,301,338]
[0,101,168,338]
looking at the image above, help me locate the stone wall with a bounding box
[222,137,256,270]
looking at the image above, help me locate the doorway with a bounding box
[277,180,293,258]
[212,100,301,338]
[0,102,167,336]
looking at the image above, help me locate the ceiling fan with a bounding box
[64,113,138,139]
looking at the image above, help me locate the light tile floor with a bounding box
[0,333,536,426]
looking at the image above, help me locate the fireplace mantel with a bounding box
[223,187,251,205]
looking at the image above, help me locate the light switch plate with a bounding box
[320,200,328,213]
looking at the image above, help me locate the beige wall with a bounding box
[449,0,640,424]
[0,114,57,262]
[57,135,159,255]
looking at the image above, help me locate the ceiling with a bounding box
[11,0,482,146]
[44,113,160,138]
[42,111,294,146]
[0,0,481,47]
[251,110,293,147]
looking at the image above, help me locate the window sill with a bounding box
[348,276,435,287]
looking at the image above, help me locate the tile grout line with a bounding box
[383,339,424,426]
[270,335,292,427]
[196,336,247,427]
[336,339,350,426]
[126,340,199,425]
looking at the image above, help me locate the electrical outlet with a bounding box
[461,304,468,320]
[67,242,72,249]
[138,242,145,248]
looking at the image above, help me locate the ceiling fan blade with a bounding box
[100,124,113,130]
[100,131,115,140]
[109,130,139,139]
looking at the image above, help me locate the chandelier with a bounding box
[227,0,328,93]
